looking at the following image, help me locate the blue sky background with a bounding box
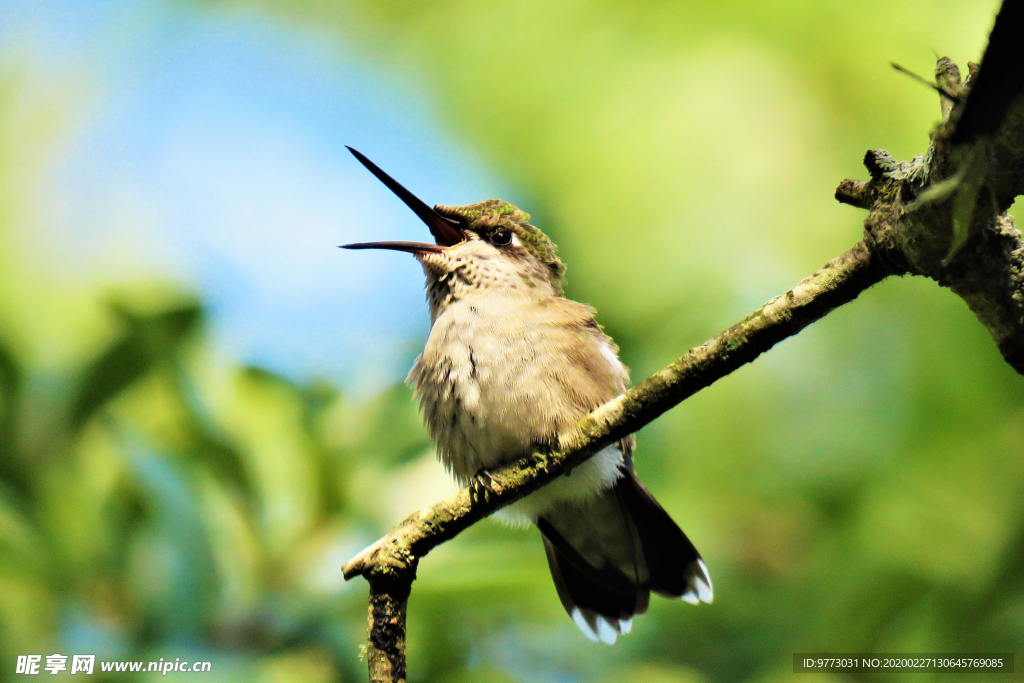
[2,0,515,393]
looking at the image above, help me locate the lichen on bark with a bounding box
[346,21,1024,680]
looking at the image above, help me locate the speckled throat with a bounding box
[435,199,566,292]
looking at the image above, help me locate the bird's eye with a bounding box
[491,229,513,245]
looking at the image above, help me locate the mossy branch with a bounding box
[835,11,1024,371]
[344,241,893,682]
[346,11,1024,678]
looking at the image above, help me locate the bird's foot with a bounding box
[469,469,499,503]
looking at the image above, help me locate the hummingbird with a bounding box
[342,147,712,644]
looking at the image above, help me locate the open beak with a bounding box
[340,146,466,253]
[342,240,446,254]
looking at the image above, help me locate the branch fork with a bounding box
[346,47,1024,682]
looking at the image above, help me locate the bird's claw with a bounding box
[469,470,499,503]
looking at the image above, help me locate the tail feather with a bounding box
[539,519,645,643]
[541,534,636,643]
[615,472,712,603]
[539,470,710,644]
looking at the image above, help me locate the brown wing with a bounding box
[534,298,630,408]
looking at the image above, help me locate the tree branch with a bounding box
[345,241,894,682]
[836,58,1024,372]
[346,6,1024,677]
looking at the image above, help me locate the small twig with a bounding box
[835,179,873,209]
[891,61,963,103]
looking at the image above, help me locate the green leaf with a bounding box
[70,300,204,430]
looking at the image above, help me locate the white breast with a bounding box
[408,295,629,519]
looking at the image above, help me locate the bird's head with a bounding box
[342,148,565,308]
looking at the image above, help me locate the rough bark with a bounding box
[347,5,1024,678]
[346,243,893,681]
[364,580,410,683]
[836,23,1024,372]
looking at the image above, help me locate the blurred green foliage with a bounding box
[3,1,1024,682]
